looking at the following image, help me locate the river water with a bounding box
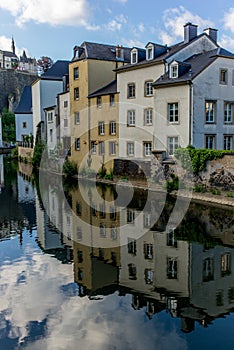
[0,155,234,349]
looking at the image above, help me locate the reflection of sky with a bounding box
[0,228,188,350]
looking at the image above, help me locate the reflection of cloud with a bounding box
[0,246,187,349]
[0,0,99,29]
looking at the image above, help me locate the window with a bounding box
[144,108,153,125]
[146,46,153,60]
[145,269,153,284]
[22,122,27,128]
[143,212,151,228]
[76,202,82,216]
[167,136,179,156]
[143,142,152,156]
[111,226,117,240]
[220,68,228,84]
[78,268,83,281]
[75,138,80,150]
[110,207,116,220]
[127,83,136,98]
[128,238,136,255]
[99,203,106,218]
[168,102,179,123]
[144,243,153,259]
[128,263,137,280]
[77,227,82,241]
[224,135,233,150]
[205,135,216,149]
[97,96,102,108]
[167,229,177,247]
[74,87,79,100]
[127,142,134,156]
[64,100,68,108]
[127,209,135,224]
[48,112,53,122]
[145,81,153,96]
[74,112,80,125]
[221,253,231,276]
[73,67,79,80]
[203,257,214,282]
[170,64,178,78]
[99,141,105,155]
[64,118,68,127]
[131,50,137,64]
[109,141,116,155]
[49,129,53,142]
[100,223,106,237]
[167,258,177,279]
[224,102,233,124]
[110,94,115,106]
[98,121,105,135]
[127,110,135,126]
[91,141,97,154]
[205,101,216,123]
[109,121,116,135]
[77,250,83,263]
[216,290,224,306]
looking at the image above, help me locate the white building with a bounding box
[57,91,71,155]
[15,85,33,143]
[31,60,69,144]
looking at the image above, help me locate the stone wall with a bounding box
[114,158,151,178]
[18,146,33,162]
[0,69,37,112]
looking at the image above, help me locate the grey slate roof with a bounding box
[15,86,32,114]
[72,42,131,62]
[153,48,234,87]
[88,80,117,98]
[41,60,69,80]
[3,50,18,59]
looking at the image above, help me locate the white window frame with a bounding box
[73,67,79,80]
[168,103,179,123]
[146,45,154,61]
[144,108,153,125]
[98,121,105,135]
[109,141,116,155]
[97,96,102,108]
[109,121,116,135]
[99,141,105,155]
[91,141,97,154]
[224,102,233,124]
[224,135,233,150]
[145,81,153,96]
[110,94,115,106]
[127,83,136,99]
[205,101,216,124]
[167,136,179,156]
[127,142,134,156]
[170,64,178,78]
[48,112,53,122]
[74,87,79,100]
[75,138,80,150]
[143,142,152,156]
[220,68,228,85]
[127,110,135,126]
[131,49,138,64]
[205,135,216,149]
[74,112,80,125]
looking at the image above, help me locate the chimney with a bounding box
[184,23,198,43]
[204,28,218,43]
[116,45,124,60]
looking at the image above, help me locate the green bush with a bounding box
[104,168,114,181]
[226,192,233,198]
[166,176,179,193]
[62,159,78,178]
[210,188,221,195]
[98,165,107,178]
[175,146,231,174]
[31,142,45,168]
[194,183,206,193]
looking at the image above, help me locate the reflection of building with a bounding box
[0,155,4,191]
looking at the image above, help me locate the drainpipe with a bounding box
[189,82,193,146]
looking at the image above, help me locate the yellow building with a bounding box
[68,42,130,173]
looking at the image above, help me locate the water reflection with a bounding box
[0,159,234,349]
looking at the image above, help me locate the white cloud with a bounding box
[114,0,128,3]
[0,0,98,29]
[121,38,145,48]
[0,35,30,57]
[223,8,234,34]
[105,14,128,31]
[159,6,214,45]
[219,34,234,51]
[138,23,145,33]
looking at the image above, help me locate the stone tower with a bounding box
[11,37,15,54]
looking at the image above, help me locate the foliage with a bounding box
[98,165,107,178]
[62,159,78,178]
[174,146,231,174]
[1,110,16,142]
[104,168,114,180]
[165,175,179,193]
[226,192,233,198]
[210,188,221,195]
[11,145,18,158]
[37,56,53,73]
[79,166,96,177]
[194,183,206,193]
[31,141,45,168]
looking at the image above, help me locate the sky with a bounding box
[0,0,234,62]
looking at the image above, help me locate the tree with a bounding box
[37,56,53,73]
[1,109,16,143]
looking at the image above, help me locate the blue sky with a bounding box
[0,0,234,62]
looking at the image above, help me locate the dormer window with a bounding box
[146,45,154,60]
[131,49,138,64]
[170,64,178,78]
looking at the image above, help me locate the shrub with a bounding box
[62,160,78,178]
[98,165,107,178]
[226,192,233,198]
[194,184,206,193]
[210,188,221,195]
[31,142,45,168]
[166,176,179,193]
